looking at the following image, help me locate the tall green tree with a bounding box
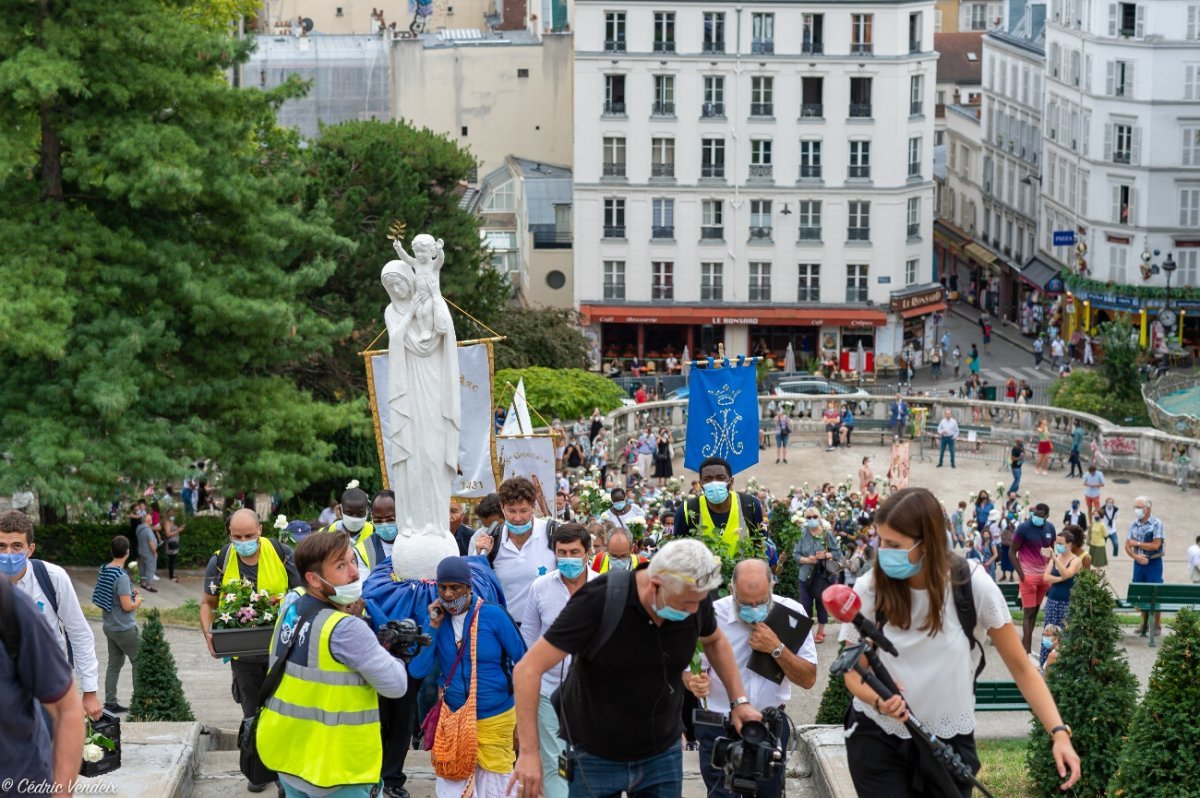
[0,0,357,510]
[493,308,590,371]
[1097,319,1142,405]
[297,120,511,398]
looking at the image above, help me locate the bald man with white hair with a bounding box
[683,559,818,798]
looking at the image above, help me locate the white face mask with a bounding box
[320,575,363,607]
[341,515,367,533]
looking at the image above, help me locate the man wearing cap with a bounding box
[1010,503,1056,653]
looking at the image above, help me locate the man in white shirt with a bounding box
[1188,535,1200,584]
[317,498,339,530]
[936,409,960,469]
[0,510,103,720]
[473,477,559,622]
[520,523,597,798]
[683,559,817,798]
[599,487,646,530]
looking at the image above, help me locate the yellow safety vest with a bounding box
[257,596,382,787]
[687,496,747,559]
[222,540,289,596]
[354,529,386,572]
[596,553,646,574]
[329,520,374,542]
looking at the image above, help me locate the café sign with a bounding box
[890,287,945,313]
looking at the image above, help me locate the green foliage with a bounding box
[1051,370,1149,427]
[814,645,853,725]
[0,0,358,509]
[1109,608,1200,797]
[493,308,591,371]
[130,609,195,722]
[494,367,624,422]
[297,119,510,397]
[1097,320,1142,405]
[766,501,800,601]
[1025,569,1138,797]
[34,516,228,568]
[1066,271,1200,302]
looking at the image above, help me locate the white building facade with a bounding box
[1039,0,1200,348]
[572,0,944,368]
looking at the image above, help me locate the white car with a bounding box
[772,378,871,400]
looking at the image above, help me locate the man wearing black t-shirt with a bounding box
[509,539,762,798]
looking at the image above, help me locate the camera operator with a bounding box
[257,531,409,798]
[683,559,817,798]
[510,539,763,798]
[839,489,1079,797]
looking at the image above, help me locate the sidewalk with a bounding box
[948,301,1036,356]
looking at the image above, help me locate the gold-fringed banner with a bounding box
[362,339,502,495]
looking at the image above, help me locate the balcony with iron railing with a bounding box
[848,165,870,179]
[1113,151,1132,165]
[907,223,920,238]
[533,231,573,249]
[651,225,674,239]
[749,164,773,180]
[751,40,774,54]
[849,103,872,118]
[605,39,626,52]
[850,41,873,54]
[798,226,821,241]
[651,163,675,178]
[802,40,823,54]
[651,101,676,117]
[701,164,726,179]
[602,162,626,177]
[801,103,823,118]
[799,164,822,179]
[701,103,725,118]
[603,225,626,239]
[701,226,724,240]
[653,40,675,53]
[749,226,773,241]
[750,102,773,117]
[847,226,870,241]
[702,39,724,53]
[603,101,626,116]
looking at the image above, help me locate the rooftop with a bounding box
[935,32,984,85]
[416,27,542,48]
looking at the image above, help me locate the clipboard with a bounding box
[746,602,815,684]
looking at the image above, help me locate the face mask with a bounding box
[440,593,472,615]
[608,556,632,571]
[1054,543,1067,554]
[233,539,260,557]
[557,557,585,579]
[805,518,820,529]
[373,522,398,541]
[653,585,692,622]
[1134,508,1146,520]
[702,481,730,504]
[611,500,627,511]
[507,520,534,535]
[1042,635,1055,649]
[737,601,770,625]
[1031,516,1045,527]
[341,515,367,533]
[320,575,363,607]
[0,553,27,577]
[878,545,923,580]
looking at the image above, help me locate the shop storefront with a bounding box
[934,221,970,297]
[889,284,949,363]
[1013,256,1066,335]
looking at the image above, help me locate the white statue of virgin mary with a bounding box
[381,233,461,579]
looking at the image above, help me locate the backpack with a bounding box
[30,560,73,666]
[875,556,986,693]
[485,519,558,566]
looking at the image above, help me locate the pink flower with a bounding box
[237,607,257,622]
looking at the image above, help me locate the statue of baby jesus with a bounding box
[392,234,450,343]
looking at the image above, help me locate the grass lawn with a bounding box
[83,598,203,628]
[976,738,1032,796]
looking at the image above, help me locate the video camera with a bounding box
[377,619,432,662]
[694,707,788,796]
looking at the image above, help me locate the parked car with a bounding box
[664,386,690,401]
[772,378,870,400]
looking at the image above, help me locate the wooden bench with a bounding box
[922,423,994,460]
[998,581,1021,611]
[974,680,1029,712]
[1124,583,1200,647]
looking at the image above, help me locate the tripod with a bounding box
[831,640,996,798]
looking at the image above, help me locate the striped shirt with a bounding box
[92,564,123,613]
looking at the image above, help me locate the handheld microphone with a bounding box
[822,584,899,657]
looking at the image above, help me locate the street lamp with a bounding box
[1161,253,1178,333]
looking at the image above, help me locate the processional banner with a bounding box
[684,361,760,475]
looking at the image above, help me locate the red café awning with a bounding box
[899,301,948,319]
[578,304,889,328]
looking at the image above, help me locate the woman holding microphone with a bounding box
[839,488,1080,796]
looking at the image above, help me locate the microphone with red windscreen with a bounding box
[822,583,899,657]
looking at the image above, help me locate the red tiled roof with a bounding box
[936,32,984,85]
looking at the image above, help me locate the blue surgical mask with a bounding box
[0,553,27,577]
[1031,515,1045,527]
[608,556,633,571]
[374,522,398,541]
[611,500,627,511]
[737,601,770,625]
[1054,543,1067,554]
[1041,635,1055,649]
[653,586,692,622]
[506,520,533,535]
[702,481,730,504]
[233,539,260,557]
[806,518,820,529]
[878,545,923,580]
[557,557,585,579]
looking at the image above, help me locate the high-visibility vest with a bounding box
[328,519,374,542]
[256,595,382,787]
[684,496,748,559]
[221,539,289,596]
[592,552,648,574]
[354,530,386,571]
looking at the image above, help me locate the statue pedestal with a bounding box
[391,526,460,581]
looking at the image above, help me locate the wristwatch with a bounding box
[1050,724,1072,738]
[729,696,751,711]
[770,645,785,659]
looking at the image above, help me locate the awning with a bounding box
[579,304,889,327]
[900,301,948,319]
[934,221,970,247]
[964,243,998,265]
[1020,257,1064,292]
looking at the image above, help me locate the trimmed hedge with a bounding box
[33,516,229,568]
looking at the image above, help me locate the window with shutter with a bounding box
[1189,5,1200,40]
[1105,62,1115,95]
[1183,127,1200,166]
[1135,4,1144,37]
[1104,123,1113,160]
[1186,65,1200,101]
[1181,188,1200,227]
[1107,2,1117,35]
[1131,127,1141,165]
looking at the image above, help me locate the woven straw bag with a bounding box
[431,599,481,782]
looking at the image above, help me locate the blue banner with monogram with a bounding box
[684,360,760,475]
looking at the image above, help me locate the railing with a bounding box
[850,42,873,54]
[701,164,726,178]
[651,225,674,239]
[651,163,675,178]
[533,231,572,248]
[652,101,676,116]
[603,225,626,238]
[749,287,772,302]
[910,100,923,115]
[848,165,870,179]
[653,40,675,52]
[749,164,774,179]
[602,162,626,177]
[845,289,868,302]
[701,226,724,240]
[1113,152,1132,165]
[751,102,774,117]
[703,39,724,53]
[801,103,823,118]
[909,38,921,53]
[700,286,724,301]
[849,103,872,118]
[799,164,822,179]
[604,39,626,52]
[802,40,823,54]
[701,103,725,118]
[751,40,774,54]
[603,101,626,116]
[798,226,821,240]
[749,226,773,240]
[907,223,920,238]
[848,227,870,241]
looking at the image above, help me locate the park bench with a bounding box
[997,581,1021,611]
[974,680,1029,712]
[855,418,896,445]
[921,422,994,462]
[1123,583,1200,647]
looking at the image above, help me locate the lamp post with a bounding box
[1161,254,1178,343]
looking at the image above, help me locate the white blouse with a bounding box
[839,562,1011,739]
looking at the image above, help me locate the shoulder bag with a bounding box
[430,599,483,781]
